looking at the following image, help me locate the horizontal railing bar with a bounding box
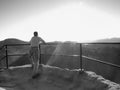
[45,42,120,45]
[1,42,120,48]
[8,54,28,56]
[1,42,120,47]
[8,53,80,57]
[8,43,60,46]
[6,44,30,46]
[82,55,120,69]
[81,42,120,44]
[4,43,58,47]
[40,54,80,57]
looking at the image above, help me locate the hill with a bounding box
[95,38,120,42]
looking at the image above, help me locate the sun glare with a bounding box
[1,2,120,42]
[33,2,120,42]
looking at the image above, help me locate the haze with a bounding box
[0,0,120,42]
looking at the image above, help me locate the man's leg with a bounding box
[29,48,34,69]
[32,48,39,75]
[32,48,40,79]
[33,61,39,74]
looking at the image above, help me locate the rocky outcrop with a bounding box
[0,64,119,90]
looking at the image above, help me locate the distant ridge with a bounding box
[3,38,28,44]
[95,38,120,43]
[0,38,28,47]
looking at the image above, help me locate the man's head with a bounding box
[34,31,38,36]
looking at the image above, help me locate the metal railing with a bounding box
[80,43,120,71]
[0,43,120,72]
[0,44,30,69]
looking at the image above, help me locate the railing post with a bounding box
[5,45,9,69]
[39,44,41,64]
[80,43,83,72]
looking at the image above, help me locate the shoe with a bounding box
[32,73,40,79]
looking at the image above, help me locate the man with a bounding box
[29,31,45,78]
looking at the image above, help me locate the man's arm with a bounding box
[40,37,46,44]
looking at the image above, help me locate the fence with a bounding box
[0,44,30,69]
[0,43,120,71]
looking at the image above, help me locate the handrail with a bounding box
[6,43,30,46]
[79,43,120,71]
[0,43,120,71]
[8,54,28,56]
[82,55,120,69]
[5,43,58,46]
[80,42,120,44]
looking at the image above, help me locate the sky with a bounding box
[0,0,120,42]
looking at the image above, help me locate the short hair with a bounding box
[34,31,38,36]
